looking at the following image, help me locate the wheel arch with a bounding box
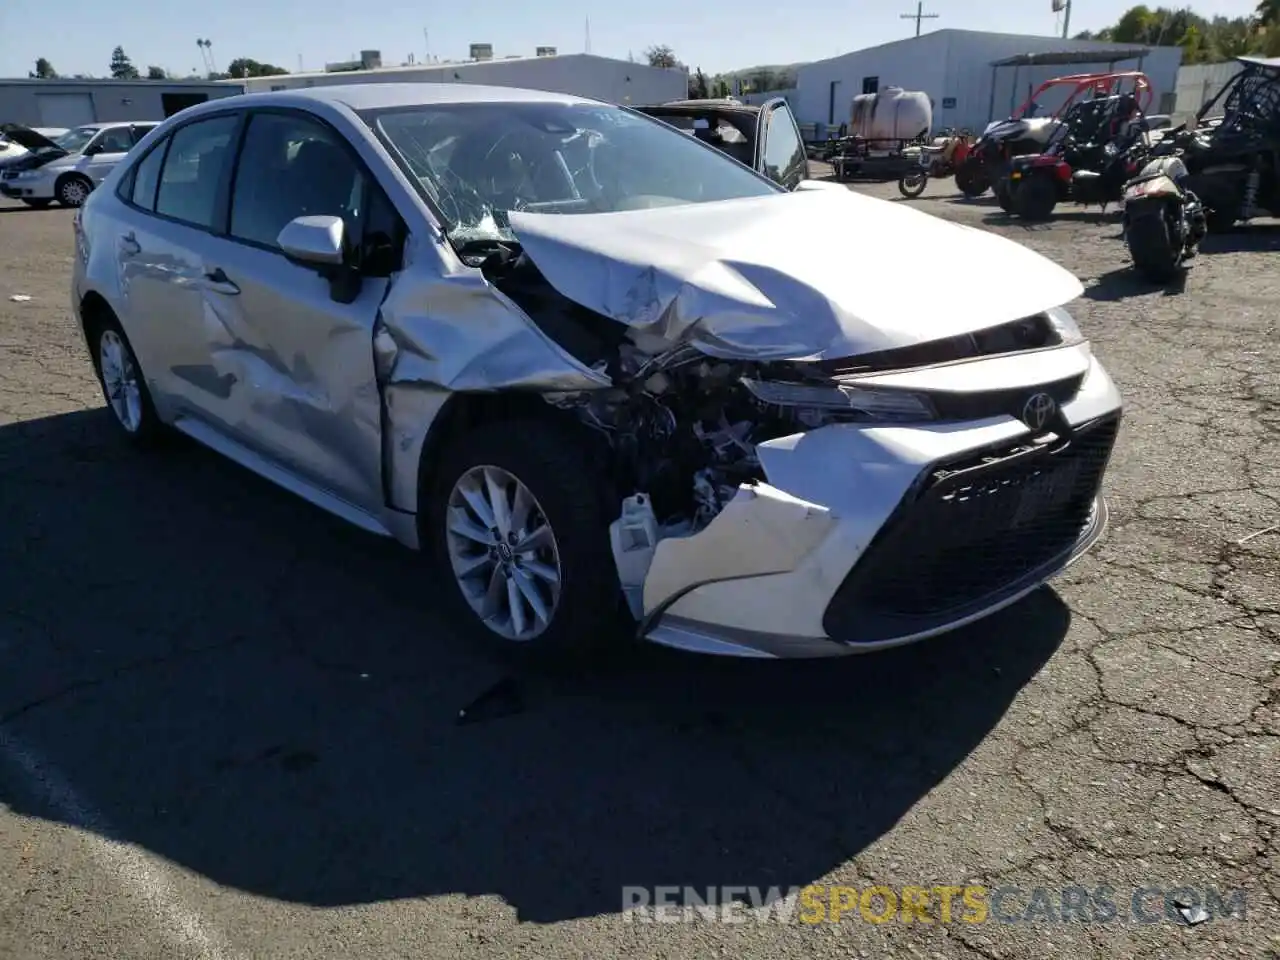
[77,290,117,374]
[406,389,612,521]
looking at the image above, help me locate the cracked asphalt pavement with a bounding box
[1,184,1278,959]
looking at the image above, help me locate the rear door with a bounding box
[758,100,810,189]
[111,112,244,421]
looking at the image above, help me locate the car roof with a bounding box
[198,83,601,114]
[76,120,158,130]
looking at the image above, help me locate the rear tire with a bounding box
[425,419,625,660]
[1127,211,1182,283]
[90,313,165,448]
[1016,175,1058,221]
[955,159,988,197]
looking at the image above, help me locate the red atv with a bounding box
[1001,73,1156,220]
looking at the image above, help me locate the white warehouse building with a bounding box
[793,29,1183,134]
[232,53,688,106]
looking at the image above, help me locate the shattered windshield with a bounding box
[52,127,97,154]
[364,101,781,245]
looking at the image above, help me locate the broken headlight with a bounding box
[1045,306,1085,347]
[740,378,936,423]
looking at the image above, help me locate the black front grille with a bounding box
[823,415,1119,644]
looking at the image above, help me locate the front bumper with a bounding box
[0,174,53,200]
[638,351,1123,659]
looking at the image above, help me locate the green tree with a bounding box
[109,46,139,79]
[29,57,58,79]
[688,67,709,99]
[643,45,679,69]
[146,65,167,79]
[226,57,289,79]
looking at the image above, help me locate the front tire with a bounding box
[92,315,164,447]
[898,173,928,198]
[55,174,92,208]
[426,419,624,659]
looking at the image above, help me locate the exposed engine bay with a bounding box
[475,241,1063,544]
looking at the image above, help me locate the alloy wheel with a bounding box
[59,178,90,207]
[445,465,563,642]
[98,329,143,433]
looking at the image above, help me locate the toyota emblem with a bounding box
[1022,392,1057,431]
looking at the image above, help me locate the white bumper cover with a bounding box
[639,351,1123,659]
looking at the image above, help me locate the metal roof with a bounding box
[990,48,1151,68]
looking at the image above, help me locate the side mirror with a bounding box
[277,214,362,304]
[277,215,345,266]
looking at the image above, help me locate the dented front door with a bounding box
[191,232,389,514]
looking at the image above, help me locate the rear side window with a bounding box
[229,111,366,249]
[155,115,238,230]
[129,137,169,211]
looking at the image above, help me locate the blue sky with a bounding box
[0,0,1263,78]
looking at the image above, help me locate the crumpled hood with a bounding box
[507,189,1082,360]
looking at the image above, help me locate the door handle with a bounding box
[119,232,140,256]
[201,267,240,296]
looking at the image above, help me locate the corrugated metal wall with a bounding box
[239,55,687,106]
[792,30,1182,136]
[793,32,949,134]
[1174,61,1244,120]
[0,82,243,126]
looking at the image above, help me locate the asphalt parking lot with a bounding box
[1,182,1278,960]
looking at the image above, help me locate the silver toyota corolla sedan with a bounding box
[71,83,1122,659]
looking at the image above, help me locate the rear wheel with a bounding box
[1016,174,1058,221]
[955,159,988,197]
[1127,209,1182,283]
[92,314,164,447]
[425,419,625,659]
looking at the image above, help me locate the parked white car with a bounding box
[71,84,1122,659]
[0,122,157,208]
[0,127,68,167]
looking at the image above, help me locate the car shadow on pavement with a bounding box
[0,408,1072,923]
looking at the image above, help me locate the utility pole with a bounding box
[1054,0,1072,39]
[585,17,592,54]
[900,1,939,37]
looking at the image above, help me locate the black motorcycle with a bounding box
[1122,144,1208,282]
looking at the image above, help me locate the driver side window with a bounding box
[229,111,366,250]
[95,128,135,154]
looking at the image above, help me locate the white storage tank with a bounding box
[849,87,932,141]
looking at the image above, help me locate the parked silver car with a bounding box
[71,84,1122,659]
